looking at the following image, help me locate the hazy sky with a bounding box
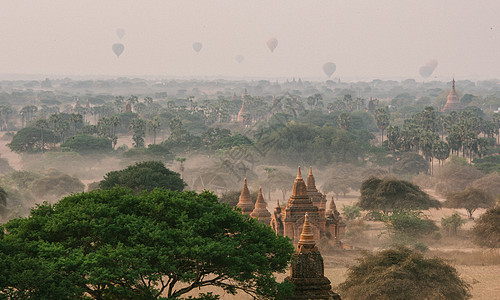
[1,0,499,81]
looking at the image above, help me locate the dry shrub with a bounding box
[427,250,500,266]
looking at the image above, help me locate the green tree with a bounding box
[8,127,59,153]
[0,188,294,299]
[148,116,161,144]
[385,210,438,238]
[60,134,112,154]
[358,177,441,213]
[99,161,186,193]
[342,205,361,220]
[444,187,495,219]
[375,107,390,144]
[471,206,500,248]
[338,246,471,299]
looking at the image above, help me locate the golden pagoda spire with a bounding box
[298,213,315,246]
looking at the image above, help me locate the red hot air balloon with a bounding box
[266,38,278,53]
[192,42,203,53]
[322,62,336,78]
[112,43,125,58]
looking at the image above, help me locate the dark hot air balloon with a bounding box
[192,42,203,53]
[322,62,336,78]
[116,28,125,40]
[235,55,244,63]
[112,43,125,58]
[419,65,433,78]
[266,37,278,53]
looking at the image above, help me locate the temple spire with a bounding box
[291,167,307,197]
[250,187,271,224]
[237,178,254,215]
[298,213,315,246]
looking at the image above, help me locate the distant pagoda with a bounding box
[442,79,463,113]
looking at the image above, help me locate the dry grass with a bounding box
[427,249,500,266]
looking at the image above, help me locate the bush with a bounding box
[342,205,362,220]
[338,246,471,299]
[385,211,438,237]
[441,213,467,235]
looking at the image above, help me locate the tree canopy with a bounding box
[0,188,295,299]
[444,187,496,219]
[472,205,500,248]
[338,246,471,300]
[8,127,59,153]
[99,161,186,193]
[60,134,112,154]
[358,177,441,212]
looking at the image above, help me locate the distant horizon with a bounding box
[0,73,497,84]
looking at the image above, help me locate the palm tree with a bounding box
[375,107,390,144]
[148,116,161,144]
[433,140,450,167]
[129,118,146,148]
[175,157,187,179]
[337,112,351,130]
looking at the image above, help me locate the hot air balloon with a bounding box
[322,62,336,78]
[419,65,433,78]
[426,59,438,69]
[112,43,125,58]
[192,42,203,53]
[266,37,278,53]
[116,28,125,40]
[235,55,244,64]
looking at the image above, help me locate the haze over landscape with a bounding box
[1,0,500,80]
[1,1,500,300]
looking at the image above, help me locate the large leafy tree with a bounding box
[0,188,294,299]
[358,177,441,213]
[8,127,59,153]
[444,187,495,219]
[60,134,112,154]
[99,161,186,192]
[338,246,471,299]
